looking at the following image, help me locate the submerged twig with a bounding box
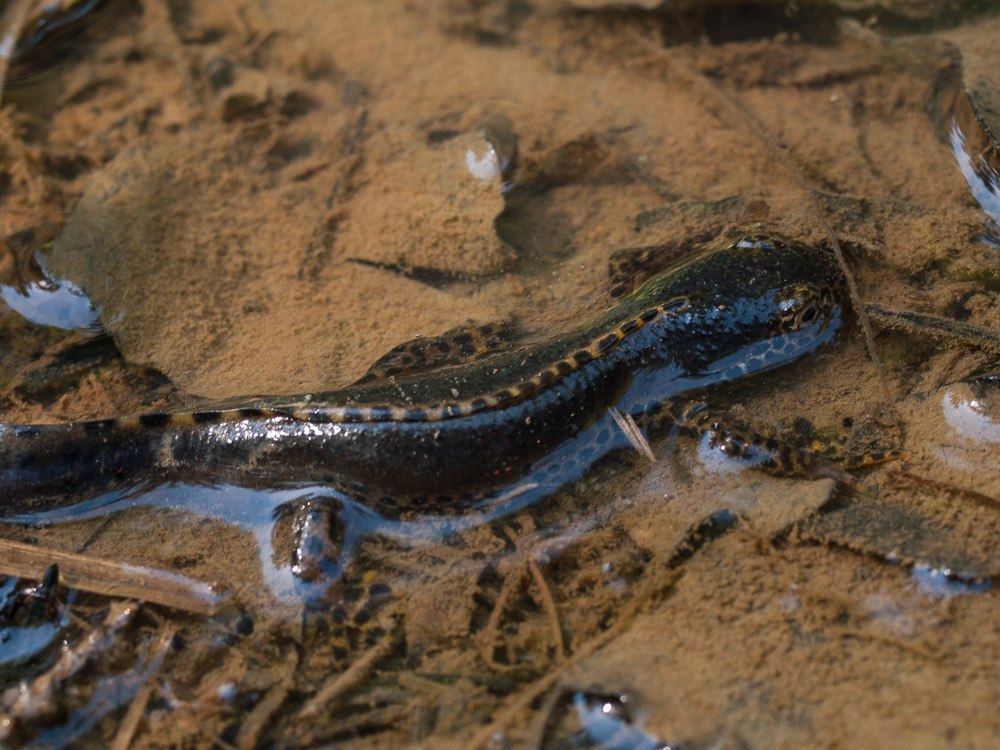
[298,624,401,718]
[0,601,173,748]
[527,557,565,663]
[865,303,1000,353]
[109,680,155,750]
[0,537,227,615]
[108,625,174,750]
[467,568,685,750]
[236,649,298,750]
[887,469,1000,511]
[0,0,33,105]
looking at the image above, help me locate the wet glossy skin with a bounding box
[0,235,844,519]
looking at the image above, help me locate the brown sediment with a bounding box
[2,2,1000,749]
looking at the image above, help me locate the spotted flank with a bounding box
[82,407,289,432]
[287,298,691,424]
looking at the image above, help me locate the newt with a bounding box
[0,234,849,583]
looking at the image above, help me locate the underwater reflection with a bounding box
[3,474,593,606]
[562,691,674,750]
[942,385,1000,444]
[949,119,1000,224]
[910,564,991,599]
[0,256,102,331]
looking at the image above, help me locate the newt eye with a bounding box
[776,284,827,331]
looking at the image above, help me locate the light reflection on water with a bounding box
[0,256,102,331]
[942,386,1000,444]
[949,119,1000,224]
[4,468,594,606]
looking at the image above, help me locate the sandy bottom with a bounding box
[2,1,1000,748]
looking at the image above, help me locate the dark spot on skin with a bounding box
[645,402,662,416]
[341,408,364,423]
[366,407,393,421]
[410,496,427,506]
[494,389,514,401]
[435,341,452,354]
[239,408,265,419]
[139,413,171,429]
[471,398,489,410]
[459,344,477,357]
[235,614,254,635]
[597,333,618,352]
[331,606,347,623]
[379,496,397,508]
[370,582,392,596]
[443,404,463,418]
[81,420,115,433]
[402,409,428,422]
[620,319,639,334]
[353,609,372,626]
[537,369,555,381]
[478,324,496,335]
[453,333,474,346]
[554,361,573,375]
[332,645,349,662]
[572,350,592,365]
[193,411,222,424]
[640,309,660,321]
[765,437,779,451]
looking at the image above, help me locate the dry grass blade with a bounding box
[610,408,655,461]
[0,537,228,615]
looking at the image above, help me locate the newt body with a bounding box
[0,236,844,520]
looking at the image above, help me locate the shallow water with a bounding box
[2,1,1000,748]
